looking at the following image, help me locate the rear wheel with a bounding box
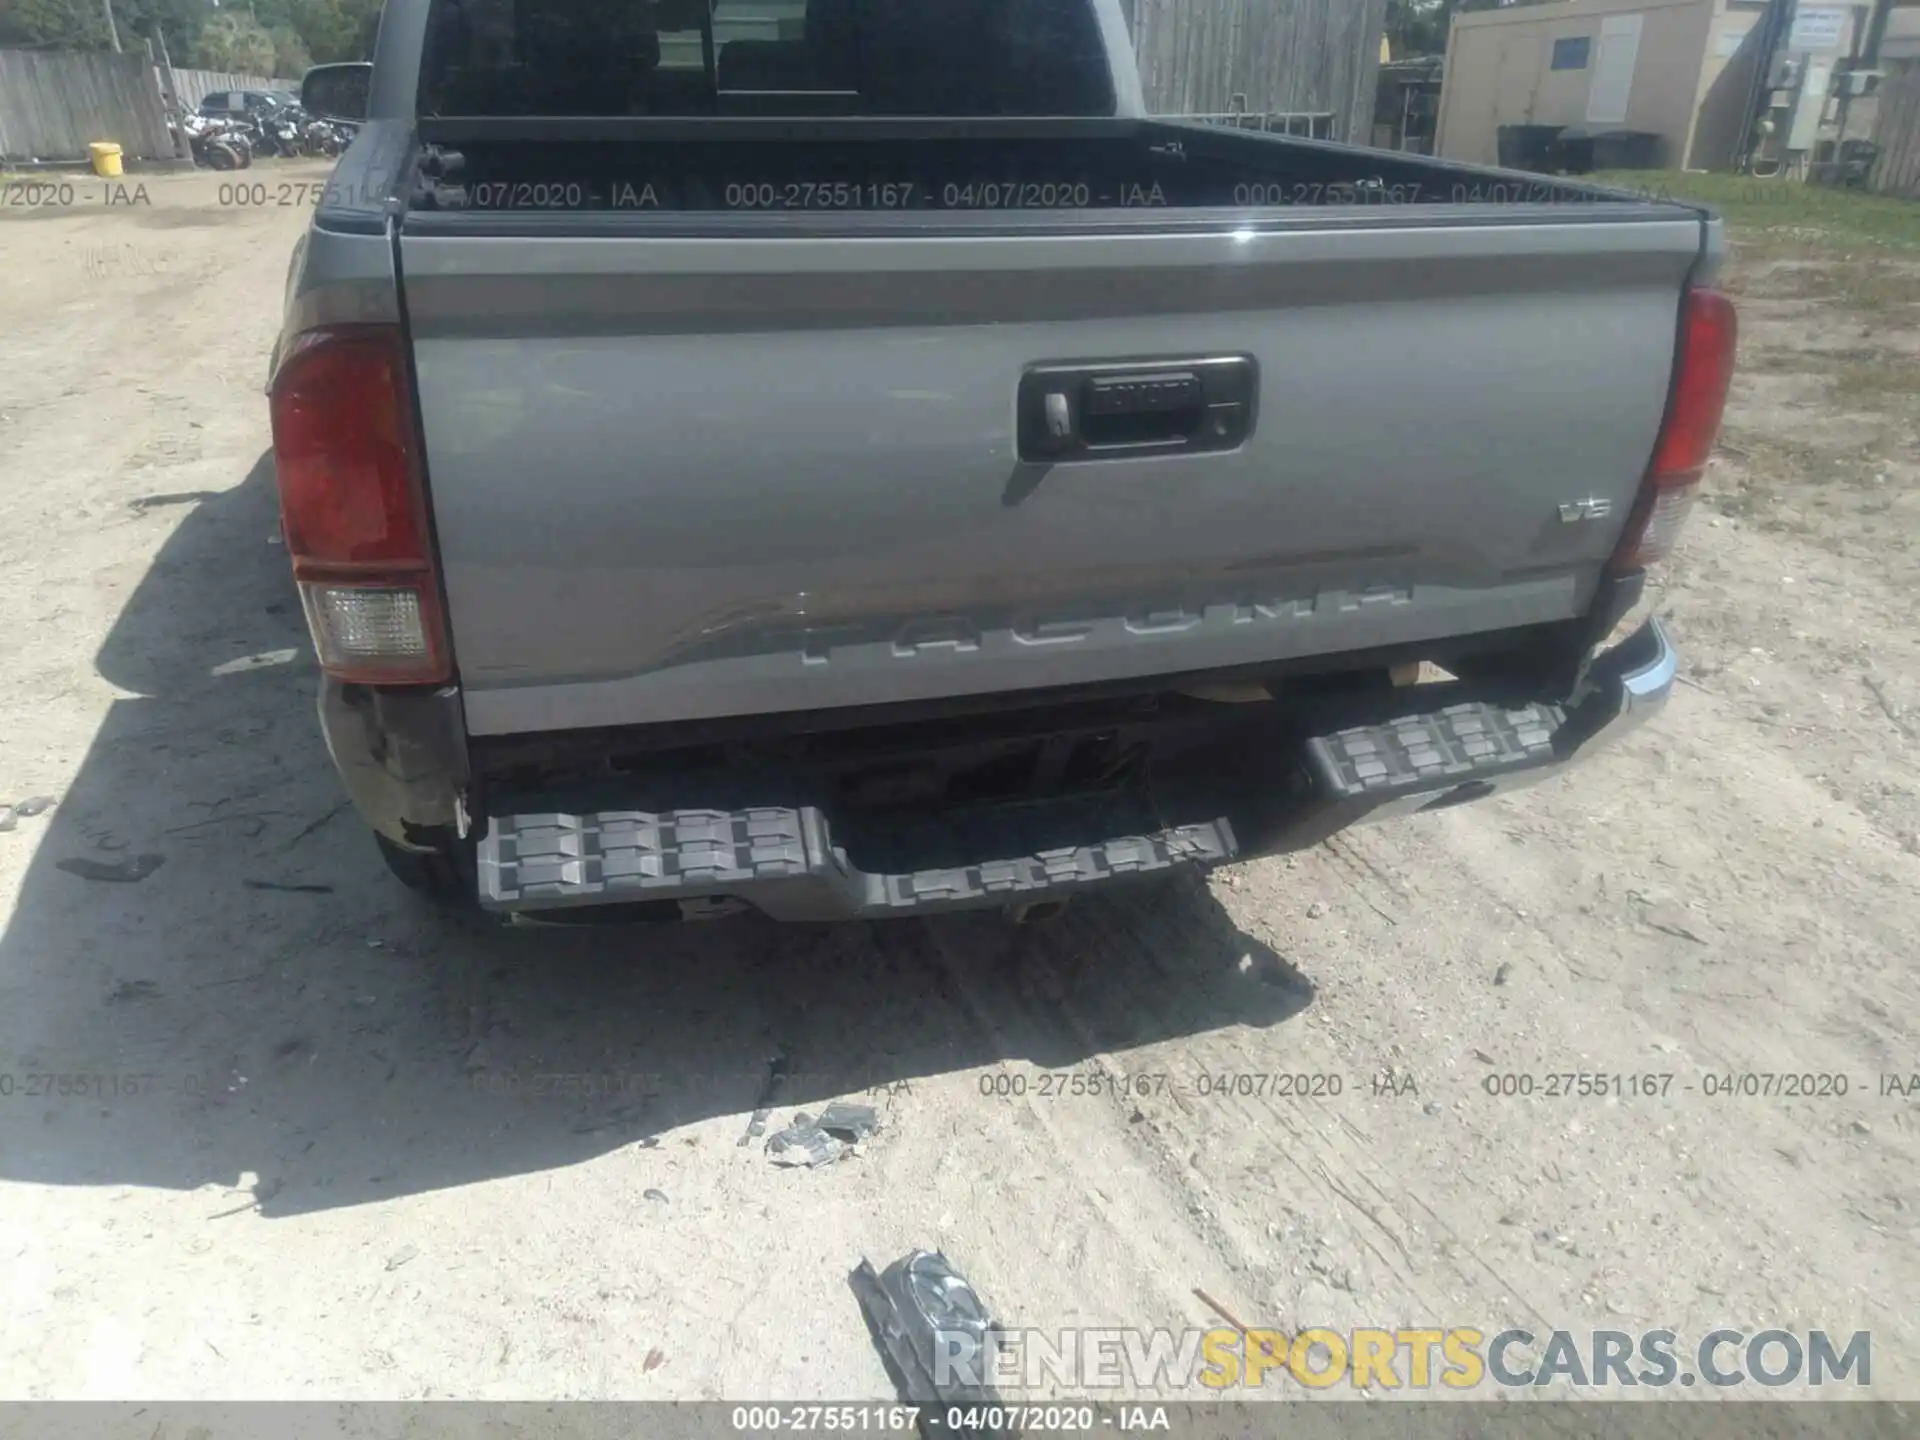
[374,830,470,904]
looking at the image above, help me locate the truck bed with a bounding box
[382,121,1708,737]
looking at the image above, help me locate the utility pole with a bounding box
[149,25,193,159]
[102,0,123,52]
[1833,0,1893,152]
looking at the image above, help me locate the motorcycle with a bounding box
[300,117,349,158]
[266,115,304,158]
[233,109,303,159]
[177,112,251,170]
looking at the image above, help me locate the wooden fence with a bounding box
[1869,61,1920,200]
[0,49,285,164]
[0,49,176,163]
[1129,0,1388,143]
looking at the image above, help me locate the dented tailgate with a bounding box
[398,213,1704,735]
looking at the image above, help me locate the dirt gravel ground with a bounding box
[1,164,1917,1406]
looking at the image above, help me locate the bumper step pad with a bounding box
[1306,701,1565,803]
[477,806,1238,920]
[473,610,1683,921]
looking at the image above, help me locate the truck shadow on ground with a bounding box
[0,452,1315,1216]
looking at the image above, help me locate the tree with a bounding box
[253,0,379,64]
[268,20,310,72]
[1,0,374,67]
[0,0,112,48]
[1,0,216,62]
[194,8,275,72]
[120,0,217,67]
[348,0,378,60]
[1385,0,1555,60]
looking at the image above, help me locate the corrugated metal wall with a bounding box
[170,68,287,110]
[1130,0,1388,140]
[0,49,176,163]
[1870,61,1920,199]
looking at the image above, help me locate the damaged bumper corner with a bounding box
[1327,615,1679,831]
[317,678,469,848]
[326,619,1679,920]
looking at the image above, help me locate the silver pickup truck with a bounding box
[275,0,1735,922]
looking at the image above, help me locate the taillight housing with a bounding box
[1611,286,1738,571]
[269,325,452,684]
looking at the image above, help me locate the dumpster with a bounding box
[1495,124,1565,172]
[1589,130,1663,170]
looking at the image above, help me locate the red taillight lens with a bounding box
[269,325,451,683]
[1653,288,1739,477]
[1612,287,1738,571]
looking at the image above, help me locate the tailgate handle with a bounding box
[1083,373,1203,448]
[1087,372,1202,418]
[1019,356,1255,462]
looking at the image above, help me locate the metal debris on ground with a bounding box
[850,1250,1011,1435]
[766,1101,882,1166]
[766,1113,845,1168]
[815,1101,880,1142]
[643,1188,668,1204]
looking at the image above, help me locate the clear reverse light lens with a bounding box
[1632,485,1699,567]
[300,583,430,670]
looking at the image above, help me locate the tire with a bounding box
[374,831,470,905]
[208,141,240,171]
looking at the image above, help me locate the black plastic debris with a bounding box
[57,853,165,883]
[738,1053,790,1147]
[850,1250,1012,1439]
[15,795,56,817]
[767,1100,883,1166]
[816,1101,880,1142]
[766,1112,844,1168]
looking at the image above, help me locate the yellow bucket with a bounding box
[89,141,123,178]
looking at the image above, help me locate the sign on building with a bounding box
[1788,6,1847,51]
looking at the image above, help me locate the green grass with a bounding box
[1591,169,1920,256]
[1732,260,1920,310]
